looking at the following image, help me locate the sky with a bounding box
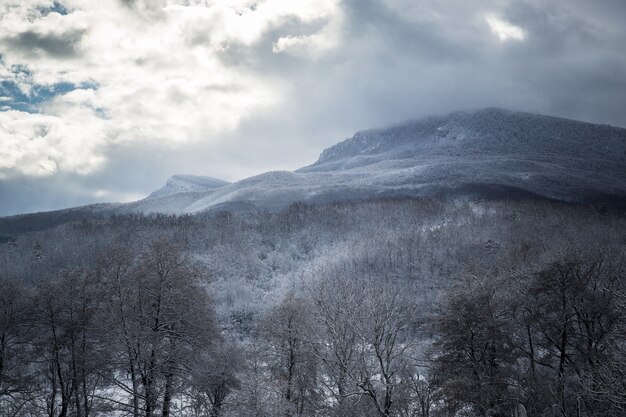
[1,0,625,216]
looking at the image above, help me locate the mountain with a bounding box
[297,108,626,202]
[1,108,625,234]
[136,108,626,214]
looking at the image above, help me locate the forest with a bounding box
[0,197,624,417]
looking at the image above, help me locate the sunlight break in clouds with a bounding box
[485,14,526,42]
[0,0,342,178]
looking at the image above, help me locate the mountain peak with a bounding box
[148,175,229,199]
[307,108,626,170]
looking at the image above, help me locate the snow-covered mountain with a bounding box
[2,108,625,230]
[123,108,625,214]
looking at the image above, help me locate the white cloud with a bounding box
[271,0,342,56]
[0,0,343,177]
[0,108,106,177]
[272,29,338,56]
[485,14,526,42]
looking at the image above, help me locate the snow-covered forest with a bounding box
[1,197,624,417]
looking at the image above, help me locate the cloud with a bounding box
[485,14,526,42]
[0,0,342,182]
[272,14,342,57]
[0,105,106,177]
[4,28,86,58]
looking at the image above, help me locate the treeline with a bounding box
[0,198,625,416]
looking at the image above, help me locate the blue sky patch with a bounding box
[0,61,97,113]
[38,1,70,16]
[0,79,97,113]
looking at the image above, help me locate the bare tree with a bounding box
[433,277,520,417]
[259,292,320,417]
[0,279,37,417]
[102,239,219,417]
[528,251,626,417]
[308,272,420,417]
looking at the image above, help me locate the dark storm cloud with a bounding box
[5,29,85,58]
[1,0,626,216]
